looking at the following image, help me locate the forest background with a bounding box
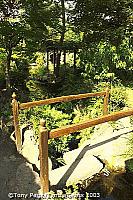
[0,0,133,168]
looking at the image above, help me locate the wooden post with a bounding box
[12,92,21,151]
[103,88,109,115]
[39,119,49,193]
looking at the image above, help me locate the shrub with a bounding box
[73,98,103,146]
[93,81,127,112]
[19,105,75,168]
[110,84,127,112]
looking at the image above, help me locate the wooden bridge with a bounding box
[11,88,133,193]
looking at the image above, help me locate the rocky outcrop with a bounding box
[63,117,133,170]
[49,155,103,188]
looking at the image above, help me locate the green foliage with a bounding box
[110,84,127,111]
[73,98,103,146]
[29,52,48,81]
[0,0,132,91]
[72,0,132,45]
[10,58,29,87]
[125,158,133,173]
[93,81,127,112]
[19,105,74,168]
[0,49,6,86]
[20,105,71,132]
[79,40,133,83]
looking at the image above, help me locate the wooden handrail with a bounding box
[19,91,106,110]
[49,108,133,139]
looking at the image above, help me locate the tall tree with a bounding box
[0,0,52,89]
[0,0,25,89]
[71,0,132,46]
[55,0,66,78]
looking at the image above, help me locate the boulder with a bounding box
[63,121,133,170]
[63,123,114,165]
[49,155,103,188]
[21,130,52,171]
[21,130,39,164]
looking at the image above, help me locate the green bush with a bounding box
[19,105,75,168]
[110,84,127,112]
[73,98,103,146]
[10,58,29,88]
[93,81,127,112]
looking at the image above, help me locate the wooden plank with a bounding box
[19,91,106,110]
[39,119,49,193]
[49,108,133,139]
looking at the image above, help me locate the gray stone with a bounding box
[22,130,39,164]
[63,122,133,170]
[49,155,103,188]
[21,130,52,171]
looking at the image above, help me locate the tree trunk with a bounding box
[55,0,66,79]
[53,48,56,74]
[60,0,66,44]
[73,49,77,72]
[6,48,12,90]
[55,49,60,79]
[64,49,66,71]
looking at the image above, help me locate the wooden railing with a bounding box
[11,88,109,152]
[12,88,109,193]
[11,88,133,193]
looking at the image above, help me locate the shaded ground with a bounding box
[0,130,40,200]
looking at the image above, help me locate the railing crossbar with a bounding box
[19,91,106,110]
[49,108,133,139]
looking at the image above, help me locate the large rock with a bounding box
[22,130,38,164]
[21,130,52,171]
[64,120,133,170]
[49,155,103,188]
[63,122,114,165]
